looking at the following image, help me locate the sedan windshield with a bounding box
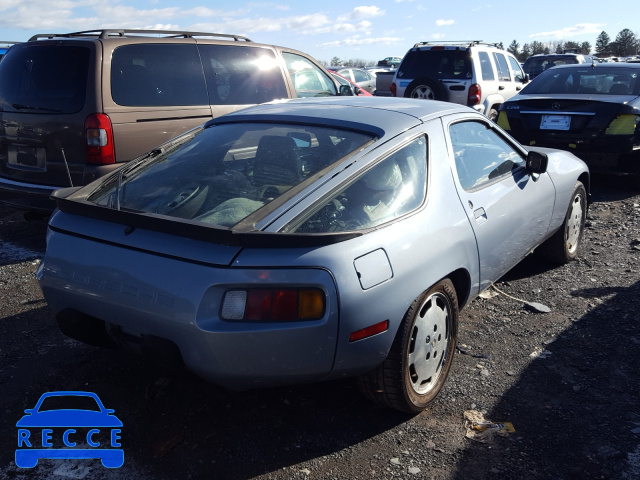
[523,67,639,95]
[88,123,375,227]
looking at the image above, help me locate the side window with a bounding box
[353,69,370,83]
[111,45,209,107]
[492,53,511,81]
[450,121,525,191]
[507,55,525,82]
[283,52,337,98]
[199,45,288,105]
[478,52,495,81]
[290,136,428,233]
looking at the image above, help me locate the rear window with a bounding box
[0,44,90,113]
[398,49,472,80]
[523,67,639,95]
[87,123,374,227]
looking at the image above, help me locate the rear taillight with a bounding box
[85,113,115,165]
[497,111,511,130]
[468,84,481,106]
[390,82,397,97]
[221,288,325,322]
[605,114,639,135]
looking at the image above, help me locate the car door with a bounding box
[492,52,518,101]
[445,115,555,291]
[351,69,376,94]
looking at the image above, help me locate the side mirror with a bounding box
[526,150,548,174]
[339,85,354,96]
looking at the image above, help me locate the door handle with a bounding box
[474,207,487,224]
[499,85,505,90]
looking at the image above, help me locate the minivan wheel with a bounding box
[404,77,447,101]
[357,279,458,413]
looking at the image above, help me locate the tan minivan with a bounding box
[0,29,348,212]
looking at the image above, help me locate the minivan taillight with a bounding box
[468,84,481,106]
[85,113,115,165]
[390,82,397,97]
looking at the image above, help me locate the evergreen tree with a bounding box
[507,40,520,58]
[613,28,639,56]
[595,31,610,56]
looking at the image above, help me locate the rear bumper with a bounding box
[37,243,342,390]
[517,134,640,175]
[0,177,58,212]
[0,164,122,213]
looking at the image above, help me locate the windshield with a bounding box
[88,123,375,227]
[522,67,639,95]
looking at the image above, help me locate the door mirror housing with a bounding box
[339,85,354,96]
[526,150,548,174]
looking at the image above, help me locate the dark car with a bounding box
[377,56,402,68]
[497,63,640,186]
[0,29,348,214]
[522,53,594,80]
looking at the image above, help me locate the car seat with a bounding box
[252,136,302,187]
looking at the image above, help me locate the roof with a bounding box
[208,97,472,138]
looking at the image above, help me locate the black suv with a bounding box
[522,53,594,80]
[0,29,349,212]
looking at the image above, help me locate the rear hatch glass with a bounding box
[86,122,375,228]
[0,44,90,113]
[398,49,472,80]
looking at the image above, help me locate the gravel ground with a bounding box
[1,176,639,480]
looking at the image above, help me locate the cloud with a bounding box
[317,35,403,48]
[0,2,378,40]
[529,23,605,40]
[431,33,446,40]
[435,19,455,27]
[351,6,384,19]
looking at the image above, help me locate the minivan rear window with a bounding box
[0,45,90,114]
[399,49,472,80]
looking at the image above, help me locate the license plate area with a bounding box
[7,145,46,171]
[540,115,571,131]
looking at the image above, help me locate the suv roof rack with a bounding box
[28,29,252,42]
[413,40,500,49]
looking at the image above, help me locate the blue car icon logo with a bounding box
[15,391,123,468]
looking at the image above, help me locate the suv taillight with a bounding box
[85,114,115,165]
[390,82,397,97]
[468,84,481,106]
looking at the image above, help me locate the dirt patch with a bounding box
[1,176,639,480]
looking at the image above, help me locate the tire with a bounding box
[358,279,458,413]
[404,77,447,101]
[539,181,587,264]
